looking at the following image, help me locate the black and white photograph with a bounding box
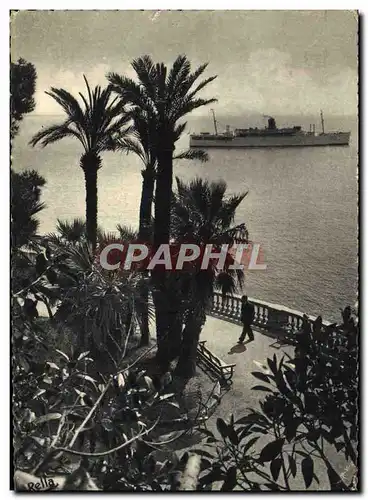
[10,9,359,491]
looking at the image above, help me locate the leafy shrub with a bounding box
[192,315,358,491]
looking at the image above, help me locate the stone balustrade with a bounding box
[208,291,332,337]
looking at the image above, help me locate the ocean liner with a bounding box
[189,110,350,148]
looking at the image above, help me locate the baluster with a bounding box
[229,296,235,317]
[286,314,294,334]
[226,296,231,317]
[259,305,265,325]
[211,293,217,312]
[255,304,262,325]
[296,316,303,332]
[235,297,241,320]
[298,316,304,333]
[267,307,275,330]
[224,295,230,316]
[219,294,225,314]
[211,294,215,313]
[253,304,260,325]
[289,315,297,334]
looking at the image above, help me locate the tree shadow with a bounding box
[228,343,247,354]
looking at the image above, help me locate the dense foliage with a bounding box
[10,58,37,139]
[171,177,248,377]
[187,313,358,491]
[11,169,46,250]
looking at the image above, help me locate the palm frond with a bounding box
[215,271,238,296]
[116,136,147,163]
[45,87,86,125]
[31,77,131,156]
[30,122,87,150]
[172,176,248,297]
[187,75,218,101]
[56,218,87,243]
[131,55,157,102]
[174,148,209,162]
[108,73,157,116]
[166,55,191,100]
[97,231,122,249]
[218,192,248,228]
[173,121,187,141]
[116,224,138,242]
[63,242,94,274]
[171,97,218,124]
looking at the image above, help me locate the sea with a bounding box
[12,114,358,322]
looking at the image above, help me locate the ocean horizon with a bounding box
[12,113,358,322]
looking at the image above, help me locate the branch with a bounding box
[52,418,159,457]
[143,429,186,446]
[68,378,112,449]
[13,264,54,297]
[50,412,67,448]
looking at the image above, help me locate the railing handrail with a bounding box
[211,291,334,328]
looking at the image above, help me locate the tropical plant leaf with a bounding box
[251,385,273,392]
[55,349,70,362]
[251,371,271,383]
[159,393,175,401]
[301,456,314,488]
[77,351,90,361]
[270,457,283,481]
[117,372,125,388]
[216,418,229,439]
[227,426,239,446]
[288,455,297,477]
[34,413,62,425]
[285,417,302,442]
[259,438,284,463]
[241,436,259,454]
[220,466,237,491]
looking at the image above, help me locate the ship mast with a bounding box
[320,109,325,134]
[211,109,218,135]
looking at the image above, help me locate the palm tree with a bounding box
[108,55,216,246]
[30,76,131,251]
[11,169,46,251]
[108,55,217,364]
[54,218,87,245]
[116,106,209,242]
[171,177,249,378]
[53,240,152,375]
[116,107,209,348]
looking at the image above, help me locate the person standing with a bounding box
[238,295,255,343]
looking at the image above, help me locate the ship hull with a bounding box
[189,132,350,148]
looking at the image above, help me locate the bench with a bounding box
[281,332,298,346]
[197,340,236,384]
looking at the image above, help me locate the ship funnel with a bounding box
[268,117,276,130]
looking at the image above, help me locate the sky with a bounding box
[10,10,358,117]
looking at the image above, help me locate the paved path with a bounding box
[201,315,293,418]
[198,315,350,491]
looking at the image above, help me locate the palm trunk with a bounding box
[152,144,181,365]
[139,167,155,241]
[138,167,155,346]
[175,310,206,379]
[153,147,173,245]
[80,153,101,252]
